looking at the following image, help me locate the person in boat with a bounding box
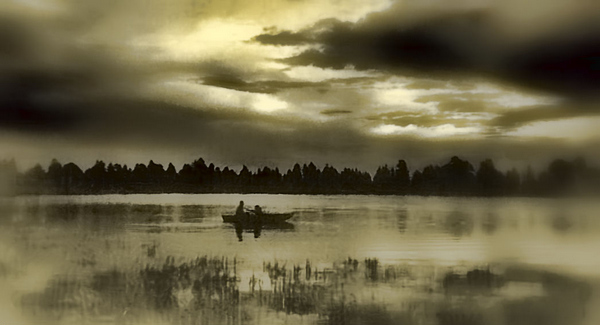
[235,201,245,241]
[252,205,263,238]
[235,201,245,217]
[235,201,248,223]
[253,205,263,216]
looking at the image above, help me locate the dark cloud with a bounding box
[199,74,328,94]
[0,95,379,171]
[254,2,600,100]
[0,13,369,167]
[0,11,362,169]
[0,16,94,133]
[320,109,353,116]
[253,30,313,46]
[0,76,80,132]
[0,12,196,135]
[255,12,492,71]
[497,32,600,100]
[403,79,449,90]
[488,104,600,129]
[2,1,599,173]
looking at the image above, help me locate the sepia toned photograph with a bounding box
[1,0,599,324]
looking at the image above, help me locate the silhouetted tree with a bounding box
[338,168,371,193]
[420,164,441,195]
[26,164,45,180]
[0,159,18,195]
[192,158,209,185]
[547,159,575,188]
[213,166,222,189]
[476,159,505,196]
[207,163,216,188]
[320,164,340,192]
[21,164,45,194]
[505,168,521,195]
[540,158,588,195]
[106,163,117,186]
[521,166,538,195]
[47,159,63,191]
[131,163,149,183]
[440,156,476,195]
[11,155,599,196]
[238,165,251,189]
[411,170,424,192]
[86,161,107,189]
[166,163,177,182]
[302,162,320,192]
[62,162,85,194]
[178,164,194,184]
[373,165,394,192]
[221,167,237,189]
[147,160,165,184]
[283,163,303,192]
[394,160,410,193]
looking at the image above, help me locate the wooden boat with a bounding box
[221,212,294,224]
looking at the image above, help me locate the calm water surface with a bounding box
[0,194,599,325]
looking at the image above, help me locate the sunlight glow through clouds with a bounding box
[10,0,64,12]
[506,117,600,139]
[371,124,481,137]
[134,19,298,62]
[373,85,440,114]
[445,112,498,120]
[251,93,289,113]
[266,0,393,30]
[491,92,559,108]
[283,66,376,82]
[162,20,261,60]
[149,79,288,113]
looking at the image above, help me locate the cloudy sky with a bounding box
[1,0,599,172]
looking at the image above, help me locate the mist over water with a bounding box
[1,194,599,324]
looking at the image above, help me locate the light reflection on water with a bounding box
[0,194,599,325]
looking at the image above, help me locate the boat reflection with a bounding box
[233,221,295,241]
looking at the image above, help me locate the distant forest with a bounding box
[0,156,598,196]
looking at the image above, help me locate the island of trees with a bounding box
[0,156,598,197]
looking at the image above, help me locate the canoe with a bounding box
[222,212,294,224]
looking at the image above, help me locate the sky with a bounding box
[1,0,599,173]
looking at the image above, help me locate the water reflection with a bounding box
[0,194,599,325]
[482,213,499,234]
[13,254,595,325]
[444,211,474,238]
[552,213,573,233]
[233,220,295,241]
[180,205,212,222]
[0,199,16,225]
[396,209,408,233]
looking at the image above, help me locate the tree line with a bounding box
[0,156,598,196]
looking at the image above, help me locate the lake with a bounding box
[0,194,599,325]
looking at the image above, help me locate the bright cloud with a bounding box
[491,92,559,108]
[371,124,481,138]
[445,112,498,120]
[284,65,376,82]
[147,78,288,113]
[372,81,442,114]
[9,0,65,12]
[506,116,600,139]
[250,93,289,113]
[132,19,296,63]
